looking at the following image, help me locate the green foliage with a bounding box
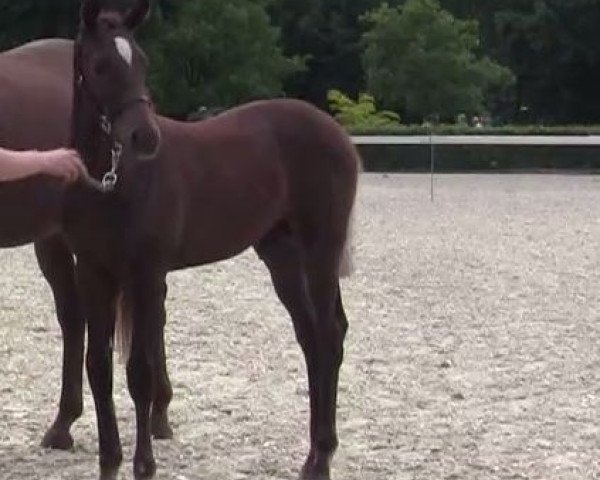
[0,0,79,50]
[4,0,600,125]
[362,0,514,123]
[268,0,402,108]
[493,0,600,123]
[327,89,400,128]
[139,0,301,118]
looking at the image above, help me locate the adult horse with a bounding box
[66,0,359,479]
[0,38,174,450]
[0,38,88,450]
[0,39,72,245]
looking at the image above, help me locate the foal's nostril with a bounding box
[131,130,141,150]
[131,126,160,159]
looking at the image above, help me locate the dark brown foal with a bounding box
[66,1,359,479]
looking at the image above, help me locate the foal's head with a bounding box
[75,0,160,163]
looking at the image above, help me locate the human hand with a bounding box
[37,148,88,183]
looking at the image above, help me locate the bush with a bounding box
[327,89,401,129]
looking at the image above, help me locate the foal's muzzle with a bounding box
[114,101,161,161]
[130,121,161,160]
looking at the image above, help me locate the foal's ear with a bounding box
[124,0,151,30]
[80,0,103,29]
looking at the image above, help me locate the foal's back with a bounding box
[149,99,359,267]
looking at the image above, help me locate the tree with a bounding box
[362,0,513,122]
[139,0,301,118]
[268,0,402,109]
[0,0,79,50]
[493,0,600,124]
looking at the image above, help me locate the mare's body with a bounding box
[0,39,122,450]
[0,39,72,245]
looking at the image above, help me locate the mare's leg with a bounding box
[76,260,122,480]
[35,236,85,450]
[256,225,346,480]
[127,268,167,479]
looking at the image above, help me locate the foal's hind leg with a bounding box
[35,236,85,450]
[151,287,173,440]
[299,244,348,480]
[256,226,346,480]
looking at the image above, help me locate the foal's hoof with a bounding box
[40,427,74,450]
[151,413,173,440]
[99,466,120,480]
[298,465,331,480]
[298,471,331,480]
[299,455,331,480]
[134,456,157,479]
[299,469,330,480]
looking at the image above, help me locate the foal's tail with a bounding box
[338,148,362,278]
[114,290,133,363]
[338,207,355,278]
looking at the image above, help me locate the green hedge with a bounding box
[357,144,600,172]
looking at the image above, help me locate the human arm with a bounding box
[0,147,86,183]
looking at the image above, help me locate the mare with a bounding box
[67,0,359,479]
[0,38,88,449]
[0,38,72,245]
[0,38,174,450]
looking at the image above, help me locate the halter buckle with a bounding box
[101,115,112,135]
[98,142,123,192]
[101,171,118,191]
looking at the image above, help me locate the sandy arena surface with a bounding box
[1,173,600,480]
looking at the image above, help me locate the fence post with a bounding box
[430,130,435,202]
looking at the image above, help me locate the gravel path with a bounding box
[1,173,600,479]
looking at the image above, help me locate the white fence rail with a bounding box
[350,135,600,146]
[350,135,600,202]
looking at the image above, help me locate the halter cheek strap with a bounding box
[76,73,152,193]
[77,73,152,129]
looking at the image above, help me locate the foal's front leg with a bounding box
[76,261,122,480]
[127,268,167,479]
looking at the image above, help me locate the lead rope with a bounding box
[80,139,123,193]
[102,142,122,191]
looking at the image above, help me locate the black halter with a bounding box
[76,73,152,135]
[75,71,152,193]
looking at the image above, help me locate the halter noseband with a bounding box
[76,72,152,193]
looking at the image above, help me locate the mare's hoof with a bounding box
[41,427,74,450]
[134,456,157,479]
[151,413,173,440]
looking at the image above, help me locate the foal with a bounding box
[67,1,359,479]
